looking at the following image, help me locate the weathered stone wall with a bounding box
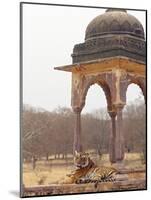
[72,35,146,63]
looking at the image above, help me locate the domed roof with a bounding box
[72,8,146,64]
[85,8,144,40]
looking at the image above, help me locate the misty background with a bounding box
[23,4,146,113]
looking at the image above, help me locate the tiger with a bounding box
[59,151,118,188]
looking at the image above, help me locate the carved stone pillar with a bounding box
[108,111,117,163]
[73,108,82,154]
[115,104,125,162]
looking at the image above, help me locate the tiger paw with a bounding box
[76,178,90,184]
[75,179,83,184]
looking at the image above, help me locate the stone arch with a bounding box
[120,74,146,104]
[126,77,146,103]
[126,82,145,103]
[80,76,112,112]
[124,81,146,155]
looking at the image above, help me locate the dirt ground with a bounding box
[22,153,146,187]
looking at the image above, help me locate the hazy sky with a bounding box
[23,4,145,113]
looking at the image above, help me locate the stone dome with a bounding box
[72,8,146,64]
[85,8,144,41]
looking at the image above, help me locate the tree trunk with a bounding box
[46,153,49,161]
[32,155,37,170]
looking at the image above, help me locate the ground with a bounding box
[23,152,146,187]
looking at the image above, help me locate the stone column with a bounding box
[108,111,117,163]
[115,104,125,162]
[73,108,82,154]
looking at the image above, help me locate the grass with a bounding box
[23,159,73,186]
[23,167,68,186]
[23,153,145,187]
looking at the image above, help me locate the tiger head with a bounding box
[74,151,90,168]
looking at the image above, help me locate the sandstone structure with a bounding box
[55,8,146,163]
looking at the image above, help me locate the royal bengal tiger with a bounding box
[58,151,118,188]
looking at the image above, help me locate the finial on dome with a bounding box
[106,8,127,13]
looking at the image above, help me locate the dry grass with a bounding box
[23,160,73,187]
[23,153,145,187]
[23,167,69,186]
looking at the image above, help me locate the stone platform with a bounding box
[22,178,146,197]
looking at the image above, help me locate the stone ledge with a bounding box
[22,178,146,197]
